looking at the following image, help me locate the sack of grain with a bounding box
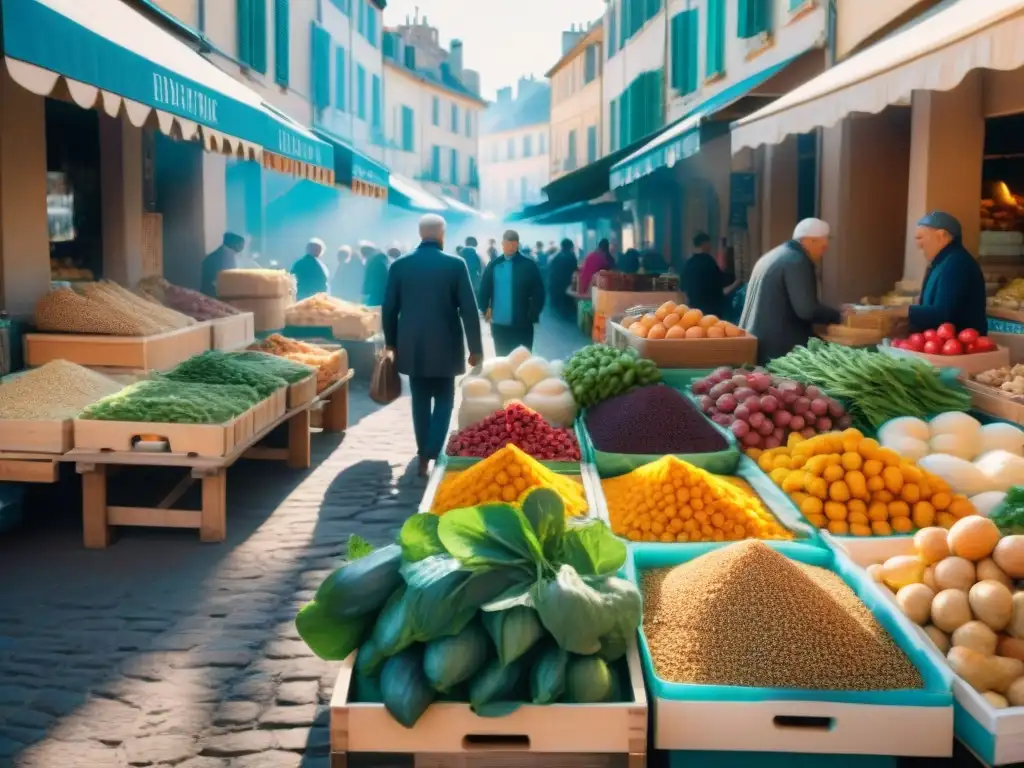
[216,269,296,299]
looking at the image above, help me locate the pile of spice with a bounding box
[0,361,123,420]
[431,444,588,517]
[602,456,791,543]
[641,541,923,690]
[445,402,581,462]
[136,276,241,321]
[586,385,727,455]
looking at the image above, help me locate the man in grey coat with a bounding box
[383,214,484,477]
[740,218,842,364]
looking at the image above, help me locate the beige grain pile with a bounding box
[0,361,123,419]
[641,540,923,691]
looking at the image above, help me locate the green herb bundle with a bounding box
[166,351,287,398]
[79,379,259,424]
[229,351,316,384]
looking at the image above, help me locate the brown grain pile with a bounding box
[0,361,123,419]
[641,540,923,691]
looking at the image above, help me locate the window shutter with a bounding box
[356,65,366,119]
[401,106,414,152]
[237,0,253,65]
[587,126,598,163]
[372,75,382,129]
[250,0,267,73]
[273,0,289,86]
[335,47,346,110]
[738,0,772,39]
[311,23,330,110]
[608,4,617,59]
[431,146,441,181]
[609,98,618,151]
[706,0,725,77]
[451,149,459,184]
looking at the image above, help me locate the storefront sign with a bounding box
[730,173,756,206]
[151,73,218,123]
[276,128,325,166]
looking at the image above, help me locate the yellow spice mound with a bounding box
[753,428,976,536]
[602,456,791,544]
[431,445,587,517]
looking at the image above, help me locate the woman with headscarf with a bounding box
[332,245,365,302]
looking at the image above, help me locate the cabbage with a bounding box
[469,657,527,716]
[918,454,990,496]
[529,377,569,397]
[521,390,577,428]
[979,423,1024,458]
[506,345,532,372]
[496,379,528,401]
[533,565,614,655]
[457,394,502,429]
[462,376,493,398]
[482,606,545,666]
[380,645,436,728]
[515,356,552,389]
[564,655,613,703]
[530,644,568,704]
[423,618,490,693]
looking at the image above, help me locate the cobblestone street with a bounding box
[0,313,586,768]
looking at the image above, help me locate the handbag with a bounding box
[370,349,401,405]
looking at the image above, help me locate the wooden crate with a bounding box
[962,379,1024,424]
[988,306,1024,324]
[330,643,647,768]
[592,288,682,318]
[0,418,72,454]
[211,312,255,351]
[607,321,757,368]
[24,323,211,371]
[818,325,885,347]
[0,451,61,483]
[878,343,1010,376]
[224,296,289,332]
[288,375,318,409]
[73,410,253,458]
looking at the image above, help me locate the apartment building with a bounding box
[479,78,552,216]
[548,23,604,182]
[383,14,486,207]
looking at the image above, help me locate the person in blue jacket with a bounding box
[291,238,330,301]
[908,212,988,334]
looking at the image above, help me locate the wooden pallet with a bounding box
[24,322,211,371]
[329,642,647,768]
[211,312,256,351]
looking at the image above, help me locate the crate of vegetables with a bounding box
[580,384,741,479]
[884,324,1009,377]
[628,539,953,755]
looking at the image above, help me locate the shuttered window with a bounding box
[365,2,378,46]
[432,96,440,126]
[609,97,618,151]
[400,106,414,152]
[607,3,618,59]
[273,0,289,86]
[371,74,382,130]
[587,125,598,163]
[738,0,772,38]
[356,65,366,119]
[451,103,459,133]
[465,112,472,138]
[334,46,346,110]
[617,69,663,148]
[670,10,698,96]
[584,45,597,84]
[310,22,331,110]
[237,0,267,73]
[450,149,459,184]
[620,0,661,48]
[431,146,441,181]
[567,130,577,171]
[706,0,725,77]
[789,0,804,9]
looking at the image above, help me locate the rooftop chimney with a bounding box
[462,69,481,96]
[449,39,463,77]
[497,86,513,104]
[562,25,585,55]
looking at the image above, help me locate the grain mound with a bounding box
[641,540,923,691]
[0,361,123,419]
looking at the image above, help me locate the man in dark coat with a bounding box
[740,218,842,364]
[679,232,736,317]
[909,211,988,334]
[362,242,389,306]
[383,214,483,477]
[460,237,484,293]
[547,238,578,318]
[332,245,365,302]
[478,229,546,355]
[291,238,330,301]
[201,232,246,296]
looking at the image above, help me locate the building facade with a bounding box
[383,14,486,207]
[548,23,604,181]
[479,78,552,216]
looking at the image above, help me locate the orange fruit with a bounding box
[622,316,637,330]
[681,309,703,328]
[685,325,706,339]
[666,324,687,339]
[632,324,650,338]
[724,324,743,338]
[648,323,668,340]
[655,301,677,319]
[706,325,726,338]
[663,312,681,328]
[699,314,719,329]
[640,312,658,328]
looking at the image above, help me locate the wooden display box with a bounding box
[329,644,648,768]
[607,321,757,368]
[73,410,253,458]
[962,379,1024,425]
[592,288,683,318]
[878,343,1010,376]
[211,313,255,351]
[0,418,72,454]
[287,375,317,409]
[24,323,211,371]
[251,389,287,434]
[224,297,288,333]
[987,306,1024,325]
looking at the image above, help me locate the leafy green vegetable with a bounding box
[469,657,526,716]
[564,655,613,703]
[398,515,445,562]
[560,520,627,576]
[230,351,316,384]
[530,643,568,704]
[80,379,259,424]
[437,503,543,573]
[481,607,545,666]
[991,486,1024,533]
[533,565,615,655]
[294,601,375,660]
[347,534,375,561]
[314,544,403,619]
[368,586,417,659]
[521,487,565,562]
[353,671,382,703]
[166,350,287,398]
[380,645,436,728]
[423,618,490,693]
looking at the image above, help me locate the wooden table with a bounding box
[317,370,354,433]
[65,401,314,549]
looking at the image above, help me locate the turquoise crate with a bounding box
[627,541,953,755]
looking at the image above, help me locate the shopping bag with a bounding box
[370,350,401,405]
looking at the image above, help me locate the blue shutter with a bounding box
[371,74,382,129]
[366,3,377,46]
[587,125,598,163]
[237,0,252,65]
[609,98,618,151]
[738,0,772,38]
[469,157,478,187]
[401,106,414,152]
[607,3,618,59]
[250,0,267,73]
[432,97,439,126]
[431,146,441,181]
[273,0,289,86]
[451,103,458,132]
[357,0,365,36]
[706,0,725,77]
[335,47,346,110]
[567,130,577,170]
[465,111,472,137]
[356,65,366,119]
[450,149,458,184]
[670,11,698,96]
[310,23,330,110]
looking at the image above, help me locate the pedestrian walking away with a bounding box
[200,231,247,297]
[382,214,483,477]
[362,241,389,306]
[678,232,738,317]
[460,236,484,293]
[291,237,330,301]
[547,238,579,317]
[478,229,545,355]
[740,218,843,364]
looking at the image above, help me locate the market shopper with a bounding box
[908,211,988,334]
[679,233,737,317]
[740,218,842,364]
[460,236,484,293]
[332,246,364,302]
[477,229,546,355]
[291,238,330,301]
[382,214,483,477]
[618,248,641,274]
[200,232,247,296]
[547,238,579,317]
[362,242,389,306]
[578,239,616,294]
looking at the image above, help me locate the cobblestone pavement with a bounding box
[0,312,587,768]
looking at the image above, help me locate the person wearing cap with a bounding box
[478,230,546,355]
[740,218,843,364]
[291,238,330,301]
[909,211,987,334]
[201,232,248,297]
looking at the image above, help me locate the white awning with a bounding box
[731,0,1024,153]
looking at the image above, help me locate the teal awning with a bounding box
[610,53,809,189]
[388,174,447,213]
[311,129,389,199]
[441,195,494,221]
[2,0,334,183]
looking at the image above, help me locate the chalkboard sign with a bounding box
[730,173,756,206]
